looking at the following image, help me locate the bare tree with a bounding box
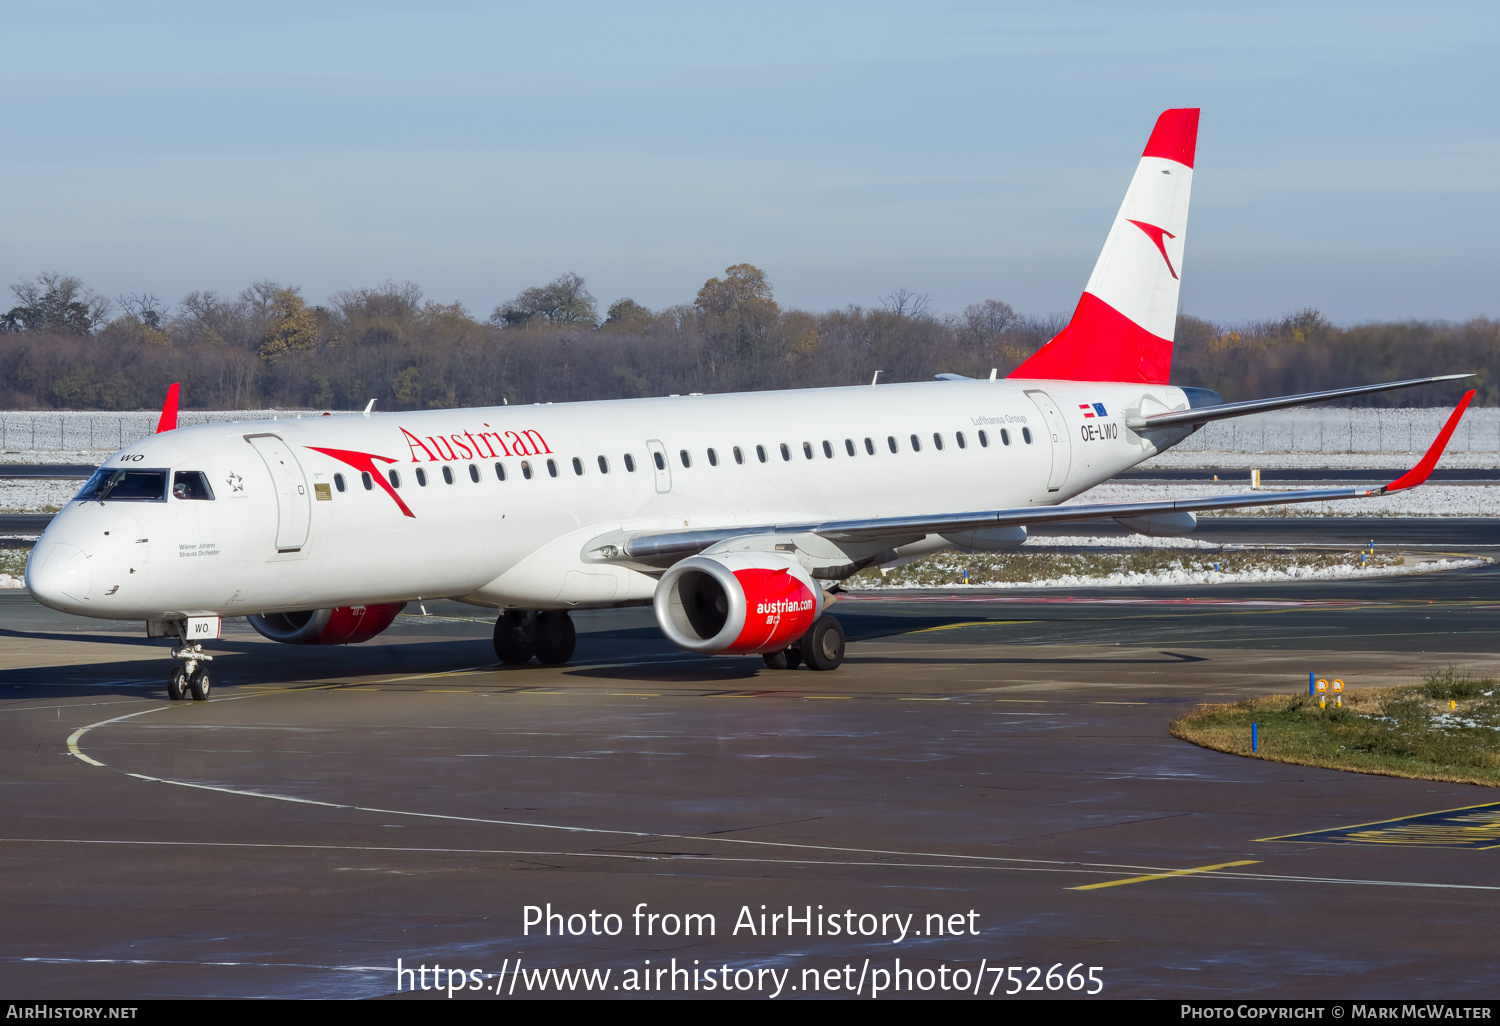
[879,287,930,319]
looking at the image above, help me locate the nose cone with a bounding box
[26,542,91,611]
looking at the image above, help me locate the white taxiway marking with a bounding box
[58,680,1500,895]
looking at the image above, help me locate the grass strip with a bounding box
[853,547,1403,588]
[1171,668,1500,787]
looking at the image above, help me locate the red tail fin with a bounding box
[1010,108,1199,384]
[156,383,179,433]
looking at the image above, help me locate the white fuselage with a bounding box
[26,378,1194,622]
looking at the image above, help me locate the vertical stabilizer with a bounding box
[1010,108,1199,384]
[156,382,180,433]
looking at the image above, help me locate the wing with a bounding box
[612,390,1473,562]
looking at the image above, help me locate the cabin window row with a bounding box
[341,425,1034,493]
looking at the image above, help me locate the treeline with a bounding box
[0,268,1492,410]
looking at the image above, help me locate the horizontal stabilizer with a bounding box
[1128,374,1475,430]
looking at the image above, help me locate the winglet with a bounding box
[1384,389,1474,493]
[156,383,180,433]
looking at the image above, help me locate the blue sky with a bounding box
[2,1,1496,324]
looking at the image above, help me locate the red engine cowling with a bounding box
[654,553,824,655]
[247,603,407,645]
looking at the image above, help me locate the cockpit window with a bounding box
[75,468,169,502]
[172,471,215,500]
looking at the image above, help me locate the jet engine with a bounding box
[247,602,407,645]
[654,552,825,655]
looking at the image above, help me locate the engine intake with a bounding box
[248,603,407,645]
[654,553,824,655]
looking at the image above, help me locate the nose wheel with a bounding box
[166,640,214,701]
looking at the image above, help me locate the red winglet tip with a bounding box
[1143,108,1200,169]
[155,383,180,433]
[1385,389,1474,493]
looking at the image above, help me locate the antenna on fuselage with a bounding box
[363,399,376,416]
[871,371,882,388]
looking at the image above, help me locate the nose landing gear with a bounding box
[164,637,213,701]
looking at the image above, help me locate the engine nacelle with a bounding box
[654,553,825,655]
[247,602,407,645]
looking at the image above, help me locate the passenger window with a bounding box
[624,454,636,472]
[956,431,966,449]
[521,461,533,479]
[865,437,875,455]
[441,465,454,484]
[680,450,691,468]
[416,468,428,487]
[1000,429,1010,446]
[546,458,558,477]
[780,443,791,461]
[1022,427,1032,444]
[979,430,989,447]
[653,451,665,471]
[573,457,584,475]
[756,445,767,463]
[388,469,401,488]
[598,455,609,474]
[932,433,944,450]
[171,471,215,500]
[468,463,480,482]
[733,446,744,465]
[887,436,898,453]
[822,441,833,458]
[495,462,507,481]
[334,473,346,492]
[844,439,855,456]
[362,471,373,490]
[707,448,718,466]
[802,442,813,459]
[910,434,922,452]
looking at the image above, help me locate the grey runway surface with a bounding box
[4,557,1500,1000]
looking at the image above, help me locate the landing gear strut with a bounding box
[166,639,213,701]
[492,610,576,666]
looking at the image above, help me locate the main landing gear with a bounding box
[166,641,213,701]
[493,610,577,666]
[762,614,845,672]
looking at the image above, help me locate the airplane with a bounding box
[24,107,1474,701]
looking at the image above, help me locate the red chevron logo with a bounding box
[307,446,415,518]
[1127,219,1179,280]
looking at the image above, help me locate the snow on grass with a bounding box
[1028,534,1223,549]
[0,478,82,513]
[846,546,1488,594]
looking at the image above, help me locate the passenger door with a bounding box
[1024,390,1073,492]
[245,433,311,552]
